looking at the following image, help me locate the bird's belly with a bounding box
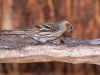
[33,36,57,42]
[30,30,64,42]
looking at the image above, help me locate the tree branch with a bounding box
[0,32,100,65]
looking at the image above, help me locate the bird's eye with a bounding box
[70,26,72,29]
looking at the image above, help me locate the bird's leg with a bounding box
[60,37,65,44]
[47,37,64,44]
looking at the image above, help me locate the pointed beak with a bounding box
[70,30,73,33]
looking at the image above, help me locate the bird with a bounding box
[3,20,73,42]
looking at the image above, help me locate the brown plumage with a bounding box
[2,20,73,42]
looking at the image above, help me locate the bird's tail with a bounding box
[0,30,26,35]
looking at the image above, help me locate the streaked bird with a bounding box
[3,20,73,42]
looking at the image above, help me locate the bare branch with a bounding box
[0,32,100,65]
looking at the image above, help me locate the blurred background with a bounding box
[0,0,100,75]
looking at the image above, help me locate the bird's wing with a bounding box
[24,22,57,34]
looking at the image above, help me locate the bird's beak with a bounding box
[70,30,73,33]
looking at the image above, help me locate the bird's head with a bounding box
[65,22,73,33]
[58,20,73,33]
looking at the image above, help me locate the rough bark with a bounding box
[0,33,100,65]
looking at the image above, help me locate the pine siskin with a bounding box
[4,20,73,42]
